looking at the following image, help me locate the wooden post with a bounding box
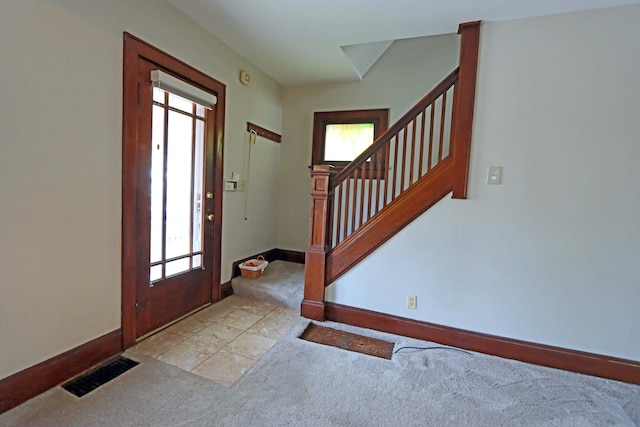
[301,165,332,321]
[452,21,481,199]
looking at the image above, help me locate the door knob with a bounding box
[207,214,214,222]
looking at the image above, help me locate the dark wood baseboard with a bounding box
[231,248,305,278]
[274,248,306,264]
[325,303,640,385]
[220,280,234,299]
[0,329,123,414]
[301,300,325,321]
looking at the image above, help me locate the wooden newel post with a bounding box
[301,165,332,321]
[452,20,481,199]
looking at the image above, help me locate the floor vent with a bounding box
[62,357,139,397]
[299,323,394,359]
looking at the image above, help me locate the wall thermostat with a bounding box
[239,70,251,86]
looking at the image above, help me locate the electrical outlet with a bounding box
[407,295,417,309]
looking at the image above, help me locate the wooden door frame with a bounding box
[121,33,225,348]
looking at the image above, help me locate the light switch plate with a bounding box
[487,166,503,185]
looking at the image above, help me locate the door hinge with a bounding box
[135,301,140,314]
[137,82,141,104]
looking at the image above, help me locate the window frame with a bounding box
[311,109,389,173]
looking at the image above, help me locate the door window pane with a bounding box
[192,254,202,268]
[168,93,193,114]
[165,111,193,259]
[153,87,165,103]
[192,120,205,253]
[166,258,190,276]
[150,105,165,264]
[150,265,163,282]
[149,88,207,283]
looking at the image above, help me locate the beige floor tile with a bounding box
[247,315,297,340]
[165,315,211,337]
[190,322,244,348]
[218,294,253,308]
[224,332,276,360]
[135,297,294,386]
[132,331,186,358]
[193,303,236,323]
[191,350,256,387]
[267,306,300,323]
[157,339,217,371]
[238,300,278,316]
[218,309,263,330]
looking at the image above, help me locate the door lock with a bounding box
[207,214,214,222]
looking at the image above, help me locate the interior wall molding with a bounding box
[246,122,281,143]
[325,303,640,385]
[0,329,122,414]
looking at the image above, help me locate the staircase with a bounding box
[302,22,481,321]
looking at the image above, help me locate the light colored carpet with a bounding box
[2,319,639,426]
[232,260,304,310]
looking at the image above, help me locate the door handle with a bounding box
[207,214,214,222]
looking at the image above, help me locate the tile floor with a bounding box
[130,294,300,386]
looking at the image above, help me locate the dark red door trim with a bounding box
[122,33,225,348]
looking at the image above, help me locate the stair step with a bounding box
[231,261,304,310]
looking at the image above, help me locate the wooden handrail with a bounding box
[332,68,459,187]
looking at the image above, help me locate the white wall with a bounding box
[327,5,640,361]
[277,33,460,250]
[0,0,282,379]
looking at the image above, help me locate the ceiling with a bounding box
[169,0,640,86]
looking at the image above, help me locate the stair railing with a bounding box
[302,21,480,321]
[328,68,459,249]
